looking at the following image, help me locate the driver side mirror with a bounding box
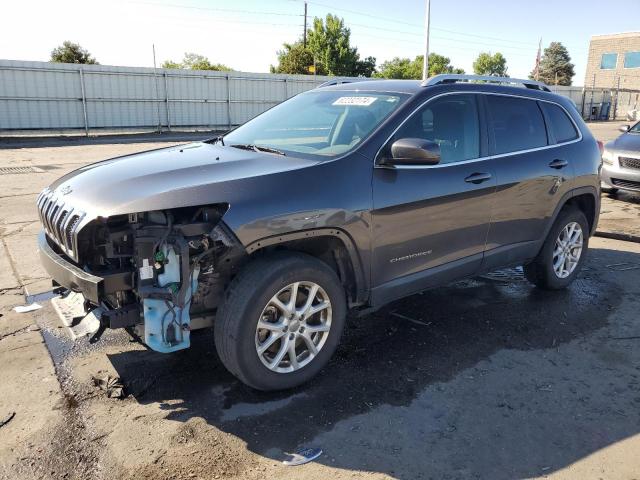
[619,125,630,133]
[379,138,441,166]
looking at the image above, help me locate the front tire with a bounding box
[524,207,589,290]
[214,252,346,391]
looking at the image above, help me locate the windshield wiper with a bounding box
[230,144,286,156]
[204,135,225,146]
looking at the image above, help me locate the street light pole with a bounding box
[303,2,308,48]
[422,0,431,81]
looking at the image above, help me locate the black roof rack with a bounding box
[315,78,373,88]
[422,74,551,92]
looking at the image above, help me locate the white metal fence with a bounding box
[1,60,638,134]
[549,85,640,121]
[0,60,340,134]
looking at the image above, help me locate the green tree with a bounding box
[161,60,182,69]
[307,14,375,77]
[162,53,232,71]
[473,52,508,76]
[375,53,464,79]
[428,53,465,76]
[50,41,98,64]
[530,42,574,86]
[270,42,319,75]
[272,14,375,76]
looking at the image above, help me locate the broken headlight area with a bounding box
[77,204,245,352]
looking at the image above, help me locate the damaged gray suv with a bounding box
[37,75,601,390]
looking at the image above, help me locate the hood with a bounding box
[46,142,317,218]
[607,132,640,153]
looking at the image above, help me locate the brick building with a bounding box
[584,32,640,90]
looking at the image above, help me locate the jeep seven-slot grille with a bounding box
[36,188,85,262]
[619,156,640,170]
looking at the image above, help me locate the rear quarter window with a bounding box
[486,95,548,155]
[540,102,579,143]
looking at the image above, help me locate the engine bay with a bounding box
[74,204,244,351]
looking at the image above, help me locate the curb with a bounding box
[594,230,640,244]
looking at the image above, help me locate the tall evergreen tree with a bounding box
[529,42,574,86]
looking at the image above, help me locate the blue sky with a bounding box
[2,0,640,85]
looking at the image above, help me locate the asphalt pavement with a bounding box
[1,123,640,480]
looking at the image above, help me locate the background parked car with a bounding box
[602,121,640,194]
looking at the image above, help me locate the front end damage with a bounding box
[38,204,246,352]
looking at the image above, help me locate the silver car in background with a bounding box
[602,121,640,193]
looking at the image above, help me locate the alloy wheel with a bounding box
[255,281,332,373]
[553,221,584,279]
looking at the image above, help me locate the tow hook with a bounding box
[90,304,141,344]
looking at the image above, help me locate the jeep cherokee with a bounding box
[37,74,601,391]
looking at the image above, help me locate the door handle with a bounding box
[549,159,569,169]
[464,172,492,184]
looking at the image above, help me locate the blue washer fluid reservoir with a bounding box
[143,245,199,353]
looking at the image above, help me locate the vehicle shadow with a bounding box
[603,189,640,204]
[106,246,639,479]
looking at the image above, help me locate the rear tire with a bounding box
[214,252,346,391]
[523,207,589,290]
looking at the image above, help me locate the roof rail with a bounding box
[316,77,373,88]
[423,74,551,92]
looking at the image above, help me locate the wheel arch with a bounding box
[245,228,368,308]
[544,186,599,240]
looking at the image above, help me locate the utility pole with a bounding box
[422,0,431,81]
[303,2,308,48]
[152,44,162,133]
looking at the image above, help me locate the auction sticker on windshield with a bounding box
[332,96,378,106]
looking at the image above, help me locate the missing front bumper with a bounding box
[37,231,133,304]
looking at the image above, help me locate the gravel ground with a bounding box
[1,125,640,480]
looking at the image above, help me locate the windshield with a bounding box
[223,90,408,158]
[630,121,640,133]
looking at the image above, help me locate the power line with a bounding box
[140,12,303,29]
[294,0,587,51]
[133,1,303,17]
[133,0,587,55]
[347,22,541,53]
[352,31,535,59]
[346,21,588,54]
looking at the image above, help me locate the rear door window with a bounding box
[540,102,579,143]
[486,95,548,155]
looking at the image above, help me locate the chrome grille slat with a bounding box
[36,189,85,262]
[60,209,74,250]
[36,195,46,225]
[44,198,57,233]
[42,200,52,233]
[52,204,67,242]
[69,214,84,254]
